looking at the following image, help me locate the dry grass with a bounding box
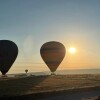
[0,74,100,97]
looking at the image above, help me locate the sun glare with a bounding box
[69,47,76,54]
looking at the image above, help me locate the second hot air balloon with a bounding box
[40,41,66,74]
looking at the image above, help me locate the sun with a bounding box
[68,47,76,54]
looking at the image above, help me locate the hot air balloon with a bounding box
[25,69,28,74]
[40,41,66,74]
[0,40,18,76]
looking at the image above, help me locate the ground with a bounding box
[0,74,100,99]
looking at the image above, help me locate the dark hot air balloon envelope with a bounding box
[0,40,18,75]
[40,41,66,74]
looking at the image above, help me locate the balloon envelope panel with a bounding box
[0,40,18,75]
[40,41,66,72]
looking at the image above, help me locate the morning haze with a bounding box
[0,0,100,74]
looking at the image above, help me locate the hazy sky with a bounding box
[0,0,100,74]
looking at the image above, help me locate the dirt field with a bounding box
[0,74,100,99]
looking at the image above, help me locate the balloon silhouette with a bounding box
[40,41,66,73]
[25,69,28,74]
[0,40,18,75]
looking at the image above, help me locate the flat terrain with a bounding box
[0,74,100,99]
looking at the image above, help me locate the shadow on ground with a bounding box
[0,75,49,99]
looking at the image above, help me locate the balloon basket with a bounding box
[51,72,56,76]
[1,74,7,78]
